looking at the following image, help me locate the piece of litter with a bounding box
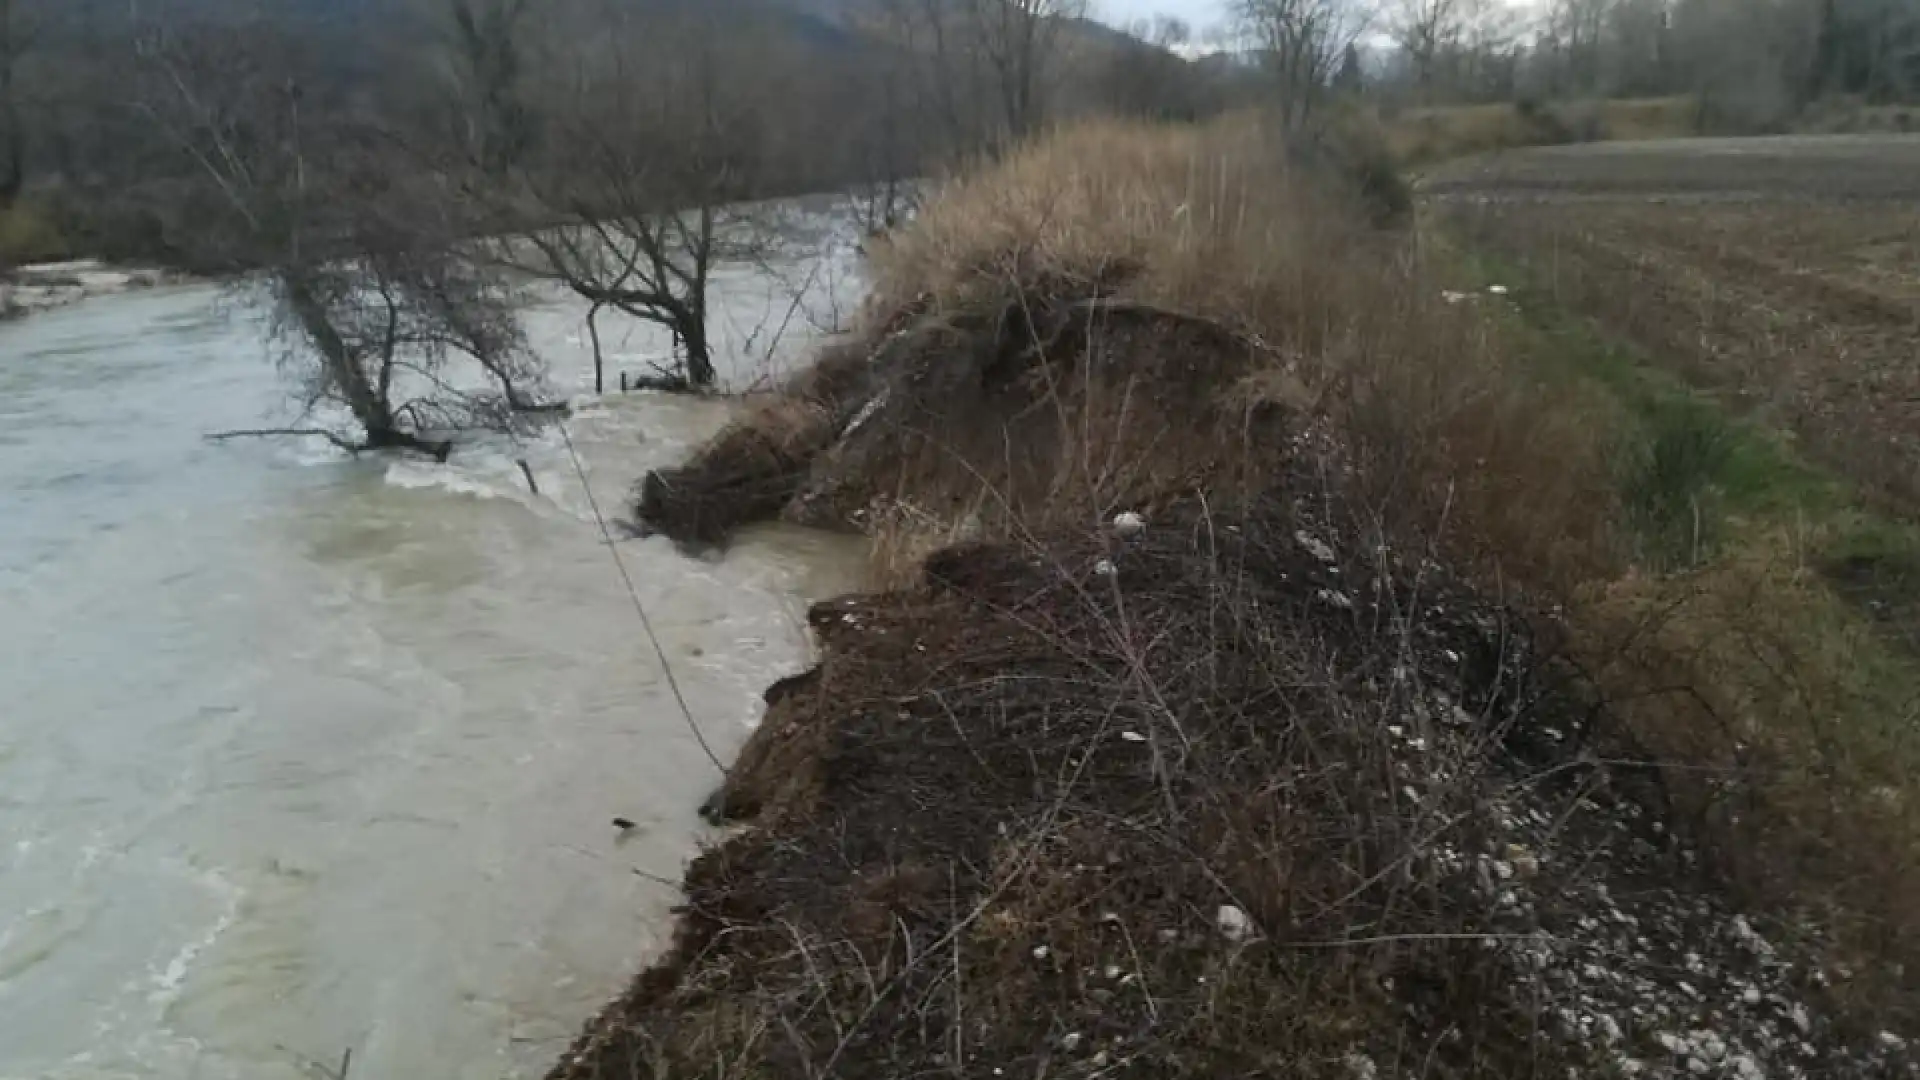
[1112,511,1147,538]
[1094,559,1117,577]
[1119,731,1147,743]
[1487,284,1510,295]
[1032,945,1050,960]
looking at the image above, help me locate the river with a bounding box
[0,224,866,1079]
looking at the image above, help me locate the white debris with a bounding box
[1788,1003,1811,1035]
[1730,915,1775,957]
[1487,284,1510,295]
[1093,559,1117,578]
[1294,530,1337,563]
[1103,964,1122,979]
[1879,1032,1908,1051]
[1119,730,1147,743]
[1059,1032,1083,1052]
[1112,511,1147,538]
[1344,1053,1379,1080]
[1032,945,1051,960]
[841,391,890,438]
[1215,904,1255,942]
[1317,588,1354,610]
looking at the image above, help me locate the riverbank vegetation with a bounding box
[577,106,1920,1076]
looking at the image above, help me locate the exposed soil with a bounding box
[635,274,1293,550]
[554,481,1917,1080]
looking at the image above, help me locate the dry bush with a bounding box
[1382,96,1698,165]
[1583,534,1920,1023]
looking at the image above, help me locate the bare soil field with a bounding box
[1428,136,1920,513]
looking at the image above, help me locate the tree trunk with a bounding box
[282,274,404,440]
[679,306,715,388]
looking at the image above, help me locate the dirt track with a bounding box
[1426,135,1920,509]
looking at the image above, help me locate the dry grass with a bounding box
[845,116,1619,588]
[622,114,1920,1047]
[1381,96,1699,165]
[573,115,1920,1079]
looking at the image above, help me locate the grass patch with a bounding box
[1440,230,1920,1022]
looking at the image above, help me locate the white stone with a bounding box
[1112,512,1147,538]
[1216,905,1255,942]
[1295,530,1337,563]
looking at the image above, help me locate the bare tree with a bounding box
[137,19,544,457]
[1235,0,1376,126]
[502,3,769,392]
[964,0,1088,144]
[1389,0,1467,98]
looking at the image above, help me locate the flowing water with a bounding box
[0,224,867,1079]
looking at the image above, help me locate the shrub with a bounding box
[0,199,72,269]
[1620,401,1732,569]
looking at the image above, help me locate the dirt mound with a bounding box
[635,268,1298,550]
[554,485,1914,1080]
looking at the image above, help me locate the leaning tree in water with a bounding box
[136,17,549,459]
[493,0,787,394]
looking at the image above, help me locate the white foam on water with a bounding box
[147,872,241,1005]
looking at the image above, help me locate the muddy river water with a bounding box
[0,231,865,1078]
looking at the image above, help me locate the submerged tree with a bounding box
[135,16,544,457]
[1235,0,1375,126]
[494,2,774,393]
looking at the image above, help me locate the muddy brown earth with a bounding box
[1426,136,1920,511]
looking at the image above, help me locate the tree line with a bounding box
[0,0,1226,454]
[1278,0,1919,125]
[1,0,1909,456]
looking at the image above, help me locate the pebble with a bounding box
[1216,905,1254,942]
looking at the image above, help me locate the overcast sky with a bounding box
[1090,0,1229,34]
